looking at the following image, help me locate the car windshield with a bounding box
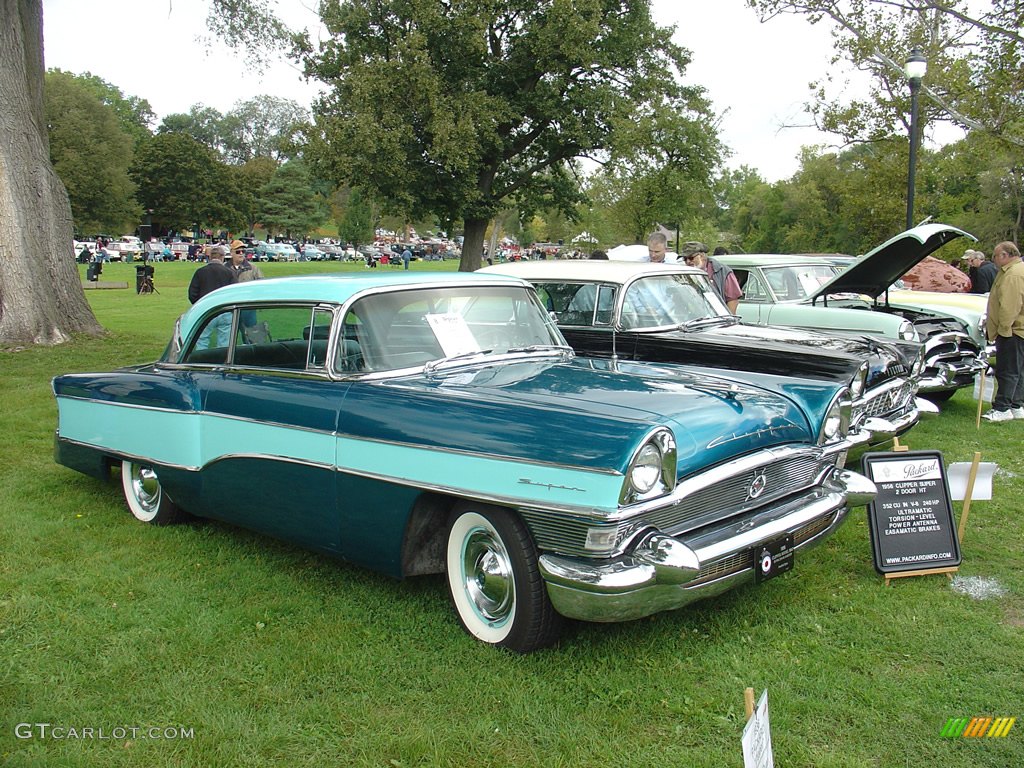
[620,273,729,330]
[341,285,567,373]
[760,264,837,301]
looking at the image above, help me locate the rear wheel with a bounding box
[445,504,561,652]
[121,460,185,525]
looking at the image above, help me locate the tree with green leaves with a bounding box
[591,101,723,245]
[56,70,155,148]
[159,105,230,156]
[231,156,279,235]
[44,70,141,235]
[747,0,1024,237]
[337,187,375,248]
[131,133,240,235]
[258,160,326,239]
[301,0,697,271]
[221,96,310,164]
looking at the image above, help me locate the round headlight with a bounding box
[620,429,677,505]
[899,320,918,342]
[819,390,851,445]
[630,443,663,494]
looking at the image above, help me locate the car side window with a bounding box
[737,270,769,303]
[181,310,235,364]
[225,306,320,370]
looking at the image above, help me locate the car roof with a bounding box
[479,260,704,284]
[188,271,528,316]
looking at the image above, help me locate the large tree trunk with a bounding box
[0,0,102,345]
[458,216,488,272]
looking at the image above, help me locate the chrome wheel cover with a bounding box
[129,463,161,519]
[461,526,514,624]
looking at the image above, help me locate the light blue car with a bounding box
[52,272,875,651]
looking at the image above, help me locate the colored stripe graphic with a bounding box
[941,716,1015,738]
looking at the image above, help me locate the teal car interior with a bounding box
[53,273,876,652]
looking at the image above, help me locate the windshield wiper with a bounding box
[678,315,737,331]
[423,349,493,375]
[505,344,573,355]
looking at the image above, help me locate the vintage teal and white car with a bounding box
[717,225,987,401]
[52,273,875,652]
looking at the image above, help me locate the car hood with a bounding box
[810,224,976,301]
[343,357,814,477]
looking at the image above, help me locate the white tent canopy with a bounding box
[571,231,598,243]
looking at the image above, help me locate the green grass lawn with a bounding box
[1,263,1022,767]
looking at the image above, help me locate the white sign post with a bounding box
[741,688,774,768]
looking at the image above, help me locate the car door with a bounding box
[180,304,344,552]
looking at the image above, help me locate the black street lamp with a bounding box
[905,48,927,230]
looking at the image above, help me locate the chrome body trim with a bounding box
[538,469,875,622]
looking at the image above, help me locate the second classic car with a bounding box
[480,260,925,459]
[53,272,875,652]
[716,225,987,401]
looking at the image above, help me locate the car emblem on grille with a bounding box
[888,388,900,408]
[747,471,768,500]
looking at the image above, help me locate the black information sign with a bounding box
[861,450,961,575]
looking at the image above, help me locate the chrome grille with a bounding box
[863,380,915,419]
[652,455,823,535]
[521,452,828,557]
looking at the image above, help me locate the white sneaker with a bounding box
[982,409,1014,423]
[1012,407,1024,419]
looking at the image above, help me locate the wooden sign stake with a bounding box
[957,451,983,543]
[884,565,959,587]
[744,687,756,721]
[892,436,909,452]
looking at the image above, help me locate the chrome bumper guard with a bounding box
[538,468,876,623]
[917,355,987,393]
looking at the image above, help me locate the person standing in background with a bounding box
[966,249,998,294]
[982,241,1024,422]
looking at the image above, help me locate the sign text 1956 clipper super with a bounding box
[53,273,876,652]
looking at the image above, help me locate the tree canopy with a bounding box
[300,0,702,269]
[44,70,140,235]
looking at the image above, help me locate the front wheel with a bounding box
[921,388,957,403]
[445,504,561,652]
[121,460,186,525]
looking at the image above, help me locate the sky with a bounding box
[43,0,863,182]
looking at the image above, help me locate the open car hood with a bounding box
[810,224,976,302]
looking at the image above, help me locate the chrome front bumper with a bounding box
[538,468,876,623]
[917,353,987,393]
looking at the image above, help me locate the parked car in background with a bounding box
[820,254,990,356]
[255,242,298,262]
[73,240,97,262]
[300,245,328,261]
[52,272,875,652]
[716,225,987,402]
[481,260,925,460]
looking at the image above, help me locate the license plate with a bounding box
[754,535,794,583]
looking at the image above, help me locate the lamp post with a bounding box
[904,48,927,230]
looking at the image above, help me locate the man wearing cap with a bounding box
[682,241,743,313]
[188,245,237,350]
[982,241,1024,422]
[966,249,998,294]
[229,240,263,283]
